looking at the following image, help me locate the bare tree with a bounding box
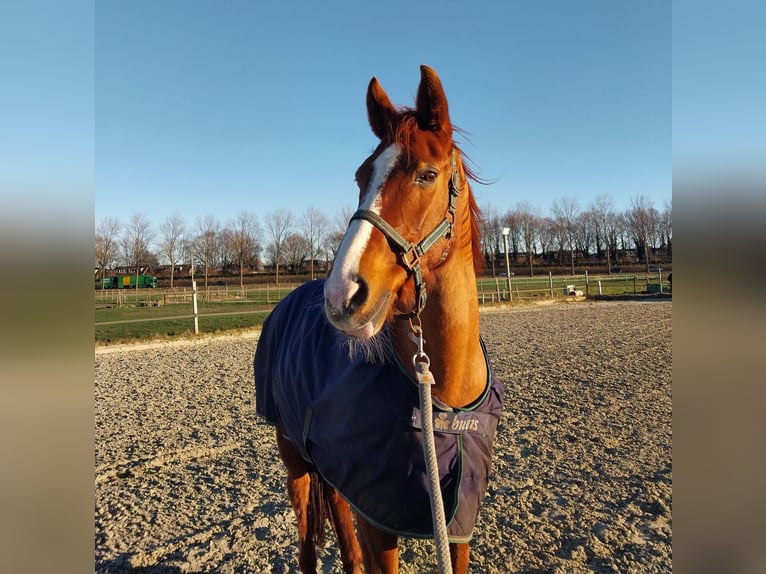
[551,196,580,275]
[591,194,617,272]
[180,237,196,276]
[263,209,294,284]
[515,201,540,276]
[617,213,632,262]
[478,203,503,275]
[625,195,658,271]
[324,231,346,265]
[574,210,595,260]
[302,207,329,280]
[159,213,186,288]
[608,213,626,269]
[660,199,672,257]
[549,217,567,267]
[502,209,523,262]
[229,210,260,288]
[217,227,236,276]
[283,233,311,275]
[538,216,556,265]
[95,216,121,289]
[324,206,355,269]
[194,214,221,288]
[122,213,155,288]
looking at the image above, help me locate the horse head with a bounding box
[325,65,478,339]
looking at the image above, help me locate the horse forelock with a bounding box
[392,111,449,163]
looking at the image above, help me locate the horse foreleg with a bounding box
[450,542,470,574]
[276,428,318,573]
[355,514,398,573]
[326,488,363,573]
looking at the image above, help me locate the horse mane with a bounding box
[464,172,485,275]
[386,111,485,275]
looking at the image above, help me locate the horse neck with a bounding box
[391,250,486,409]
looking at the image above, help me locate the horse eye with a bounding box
[418,170,438,184]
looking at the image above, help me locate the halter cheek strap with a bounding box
[349,150,461,320]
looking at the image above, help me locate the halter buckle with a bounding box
[400,245,422,271]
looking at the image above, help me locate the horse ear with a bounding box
[367,77,396,140]
[416,65,452,138]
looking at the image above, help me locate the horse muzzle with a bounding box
[324,278,390,339]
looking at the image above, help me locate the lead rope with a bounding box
[410,319,453,574]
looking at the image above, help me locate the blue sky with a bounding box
[94,0,671,230]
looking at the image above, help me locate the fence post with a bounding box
[585,270,589,297]
[192,279,199,335]
[549,272,553,299]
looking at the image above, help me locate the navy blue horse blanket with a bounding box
[254,280,504,542]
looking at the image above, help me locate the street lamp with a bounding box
[502,227,512,302]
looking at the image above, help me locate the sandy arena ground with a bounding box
[95,300,672,573]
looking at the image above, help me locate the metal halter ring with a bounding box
[412,351,431,370]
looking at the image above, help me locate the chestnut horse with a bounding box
[254,65,503,573]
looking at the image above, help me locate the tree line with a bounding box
[95,207,350,289]
[479,193,672,276]
[95,193,671,288]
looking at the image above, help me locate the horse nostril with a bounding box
[347,277,369,314]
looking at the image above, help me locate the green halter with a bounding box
[349,150,461,320]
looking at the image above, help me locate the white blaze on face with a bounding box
[325,144,400,310]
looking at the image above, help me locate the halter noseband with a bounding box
[349,150,461,320]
